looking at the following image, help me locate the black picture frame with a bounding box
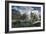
[5,1,45,33]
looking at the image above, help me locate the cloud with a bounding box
[12,6,41,15]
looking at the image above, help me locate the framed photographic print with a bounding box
[5,1,45,33]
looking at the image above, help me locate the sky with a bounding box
[12,6,41,15]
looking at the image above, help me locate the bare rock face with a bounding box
[32,10,39,18]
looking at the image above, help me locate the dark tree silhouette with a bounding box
[20,13,27,20]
